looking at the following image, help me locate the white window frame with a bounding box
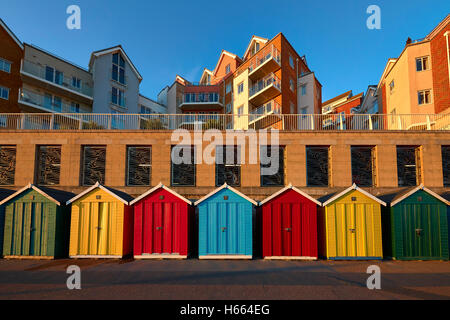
[418,89,432,105]
[112,86,125,107]
[237,105,243,117]
[226,83,231,94]
[416,56,430,72]
[237,82,244,94]
[0,86,9,100]
[289,55,294,69]
[0,58,11,73]
[301,84,307,96]
[225,64,231,74]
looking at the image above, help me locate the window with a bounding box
[260,146,285,186]
[171,145,195,186]
[0,58,11,73]
[72,77,81,89]
[290,78,295,91]
[238,82,244,94]
[127,146,151,186]
[226,82,231,93]
[418,90,431,105]
[306,146,329,186]
[45,66,63,85]
[0,146,16,185]
[43,94,62,112]
[36,146,61,186]
[225,64,231,74]
[301,84,307,96]
[396,146,421,187]
[351,146,375,187]
[216,145,241,186]
[0,86,9,100]
[226,103,232,113]
[53,96,62,112]
[237,105,243,117]
[290,102,295,114]
[389,80,395,94]
[416,56,429,71]
[390,108,397,124]
[289,55,294,69]
[442,146,450,187]
[301,107,308,115]
[71,102,80,113]
[81,146,106,186]
[112,87,125,107]
[112,52,126,85]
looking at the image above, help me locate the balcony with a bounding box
[179,91,223,111]
[21,60,93,101]
[249,73,281,106]
[19,88,91,114]
[248,44,281,81]
[249,100,281,125]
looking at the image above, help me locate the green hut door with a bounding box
[8,202,49,256]
[400,204,441,259]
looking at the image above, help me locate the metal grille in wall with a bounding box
[260,146,285,186]
[0,146,16,185]
[443,146,450,187]
[396,146,418,187]
[82,146,106,186]
[36,146,61,185]
[127,146,151,186]
[306,146,329,187]
[171,145,195,186]
[216,146,241,187]
[351,146,374,187]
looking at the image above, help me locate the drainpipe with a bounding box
[445,31,450,87]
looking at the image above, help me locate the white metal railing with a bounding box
[19,88,92,113]
[248,44,281,74]
[0,113,449,131]
[21,60,93,97]
[249,73,281,97]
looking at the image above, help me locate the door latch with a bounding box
[221,227,227,232]
[156,227,162,230]
[349,228,356,233]
[285,228,292,232]
[415,229,423,236]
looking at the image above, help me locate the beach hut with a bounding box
[382,185,449,260]
[67,182,133,258]
[259,184,321,260]
[0,188,15,257]
[318,184,386,260]
[195,183,257,259]
[130,183,194,259]
[0,184,73,259]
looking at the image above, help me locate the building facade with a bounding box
[378,14,450,118]
[0,18,23,113]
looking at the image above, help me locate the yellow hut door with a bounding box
[78,202,113,255]
[336,204,366,258]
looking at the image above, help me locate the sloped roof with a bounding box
[259,184,322,206]
[322,91,352,106]
[66,182,133,205]
[194,183,257,206]
[0,18,23,50]
[243,35,269,60]
[321,184,387,207]
[129,182,191,205]
[425,14,450,40]
[213,50,242,77]
[89,45,142,81]
[389,185,449,206]
[0,184,75,206]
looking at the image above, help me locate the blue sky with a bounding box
[1,0,449,101]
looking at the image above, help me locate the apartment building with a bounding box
[321,90,364,129]
[378,14,450,119]
[160,33,322,130]
[19,44,93,114]
[0,18,23,113]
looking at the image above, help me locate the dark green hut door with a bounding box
[5,202,51,257]
[398,204,446,259]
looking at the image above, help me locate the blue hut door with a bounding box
[218,204,228,254]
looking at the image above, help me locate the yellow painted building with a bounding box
[233,69,250,130]
[318,184,386,260]
[67,182,134,258]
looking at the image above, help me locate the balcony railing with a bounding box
[1,113,449,131]
[21,60,93,97]
[182,92,221,104]
[248,44,281,75]
[19,88,92,114]
[249,100,281,123]
[249,73,281,98]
